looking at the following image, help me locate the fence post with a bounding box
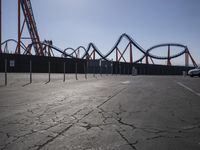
[93,61,95,78]
[30,59,32,83]
[84,61,87,79]
[48,61,51,82]
[111,60,113,75]
[75,61,78,80]
[63,61,66,82]
[5,59,7,86]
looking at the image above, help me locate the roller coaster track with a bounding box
[14,0,44,55]
[147,43,187,59]
[1,39,27,53]
[1,33,197,67]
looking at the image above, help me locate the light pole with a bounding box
[0,0,2,53]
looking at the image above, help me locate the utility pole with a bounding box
[0,0,2,53]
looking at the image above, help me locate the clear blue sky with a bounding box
[2,0,200,65]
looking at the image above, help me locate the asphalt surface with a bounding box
[0,73,200,150]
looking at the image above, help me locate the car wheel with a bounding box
[190,75,194,77]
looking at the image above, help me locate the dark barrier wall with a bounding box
[0,54,85,73]
[87,60,193,75]
[0,53,194,75]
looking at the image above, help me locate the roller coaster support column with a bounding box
[0,0,2,53]
[130,43,133,63]
[146,55,149,64]
[188,51,197,67]
[167,45,171,66]
[185,48,197,67]
[185,49,189,67]
[17,0,21,54]
[116,48,118,62]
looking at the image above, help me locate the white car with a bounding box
[188,66,200,77]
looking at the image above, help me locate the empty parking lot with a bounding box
[0,74,200,150]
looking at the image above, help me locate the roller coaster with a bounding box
[0,0,197,67]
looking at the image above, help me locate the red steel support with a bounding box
[118,49,126,62]
[23,0,39,54]
[89,50,93,59]
[51,48,54,57]
[130,42,133,63]
[15,19,26,53]
[118,43,129,62]
[4,42,7,53]
[17,0,21,54]
[188,51,197,67]
[20,0,43,55]
[150,57,154,64]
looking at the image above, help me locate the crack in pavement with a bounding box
[25,87,127,149]
[146,135,183,141]
[96,104,200,148]
[116,129,138,150]
[117,118,136,130]
[96,87,127,108]
[77,121,112,130]
[0,130,37,150]
[98,108,113,123]
[36,124,74,150]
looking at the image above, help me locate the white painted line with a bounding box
[177,82,200,97]
[121,81,130,84]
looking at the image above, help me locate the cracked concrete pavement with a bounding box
[0,73,200,150]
